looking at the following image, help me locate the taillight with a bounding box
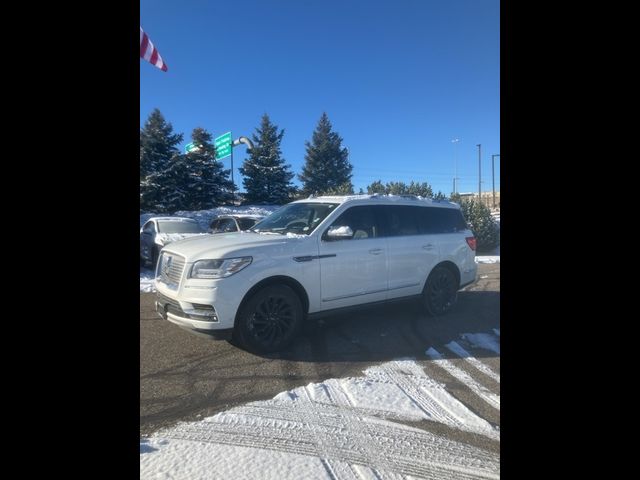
[466,237,477,251]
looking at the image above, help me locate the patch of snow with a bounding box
[461,333,501,355]
[475,255,500,264]
[157,232,207,243]
[444,341,500,384]
[140,268,156,293]
[141,359,500,479]
[493,328,500,337]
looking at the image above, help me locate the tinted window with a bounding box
[211,218,237,233]
[324,206,378,240]
[237,217,259,230]
[143,222,155,233]
[157,221,203,234]
[384,206,419,236]
[418,207,467,234]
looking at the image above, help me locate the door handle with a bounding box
[369,248,383,255]
[422,244,435,250]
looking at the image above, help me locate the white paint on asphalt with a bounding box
[444,341,500,384]
[425,348,500,411]
[141,359,500,479]
[462,333,501,355]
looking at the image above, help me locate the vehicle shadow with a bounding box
[250,290,500,363]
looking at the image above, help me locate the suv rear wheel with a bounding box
[235,285,303,354]
[423,266,458,316]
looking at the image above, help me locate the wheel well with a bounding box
[431,261,461,288]
[235,276,310,326]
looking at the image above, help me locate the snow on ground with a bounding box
[140,269,156,293]
[475,255,500,264]
[141,351,500,479]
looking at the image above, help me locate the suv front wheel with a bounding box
[235,285,303,354]
[423,266,458,316]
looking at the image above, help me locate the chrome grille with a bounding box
[157,252,186,289]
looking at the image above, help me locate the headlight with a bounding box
[189,257,252,279]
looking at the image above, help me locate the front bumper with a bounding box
[155,292,233,340]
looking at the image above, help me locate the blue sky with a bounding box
[140,0,500,195]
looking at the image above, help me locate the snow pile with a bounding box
[475,255,500,264]
[141,359,500,479]
[140,269,156,293]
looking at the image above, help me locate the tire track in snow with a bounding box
[162,404,499,479]
[425,348,500,411]
[143,358,500,479]
[444,341,500,384]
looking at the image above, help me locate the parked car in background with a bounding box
[208,215,265,234]
[140,217,205,267]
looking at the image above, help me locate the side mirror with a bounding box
[326,226,353,239]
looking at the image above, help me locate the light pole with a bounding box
[477,144,481,205]
[491,154,500,209]
[451,138,459,194]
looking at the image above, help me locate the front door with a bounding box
[317,205,388,310]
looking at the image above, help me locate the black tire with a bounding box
[235,285,303,354]
[423,266,459,316]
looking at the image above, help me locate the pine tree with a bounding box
[367,180,386,194]
[460,199,499,252]
[239,114,295,204]
[140,109,183,212]
[148,128,235,213]
[299,113,353,195]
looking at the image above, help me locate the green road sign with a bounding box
[185,142,199,153]
[214,131,232,160]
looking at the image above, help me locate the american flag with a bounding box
[140,27,168,72]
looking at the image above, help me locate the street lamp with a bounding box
[451,138,459,194]
[477,144,481,205]
[492,154,500,209]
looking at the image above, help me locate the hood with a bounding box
[161,231,308,261]
[157,232,207,244]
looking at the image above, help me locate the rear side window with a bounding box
[418,207,467,234]
[237,218,258,230]
[384,206,420,236]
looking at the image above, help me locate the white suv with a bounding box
[155,195,477,353]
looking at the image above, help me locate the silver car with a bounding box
[140,217,205,267]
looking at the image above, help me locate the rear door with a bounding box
[317,205,388,309]
[382,205,440,299]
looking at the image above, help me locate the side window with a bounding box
[419,207,467,234]
[209,220,220,233]
[220,219,237,232]
[143,222,155,234]
[386,206,419,236]
[324,206,378,240]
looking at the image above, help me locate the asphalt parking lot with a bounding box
[140,262,500,437]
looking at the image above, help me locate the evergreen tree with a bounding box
[365,180,434,198]
[239,114,295,204]
[299,113,353,195]
[367,180,386,194]
[151,128,235,212]
[432,191,448,201]
[460,199,499,252]
[140,109,183,212]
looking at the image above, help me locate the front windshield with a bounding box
[158,221,203,234]
[251,203,338,235]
